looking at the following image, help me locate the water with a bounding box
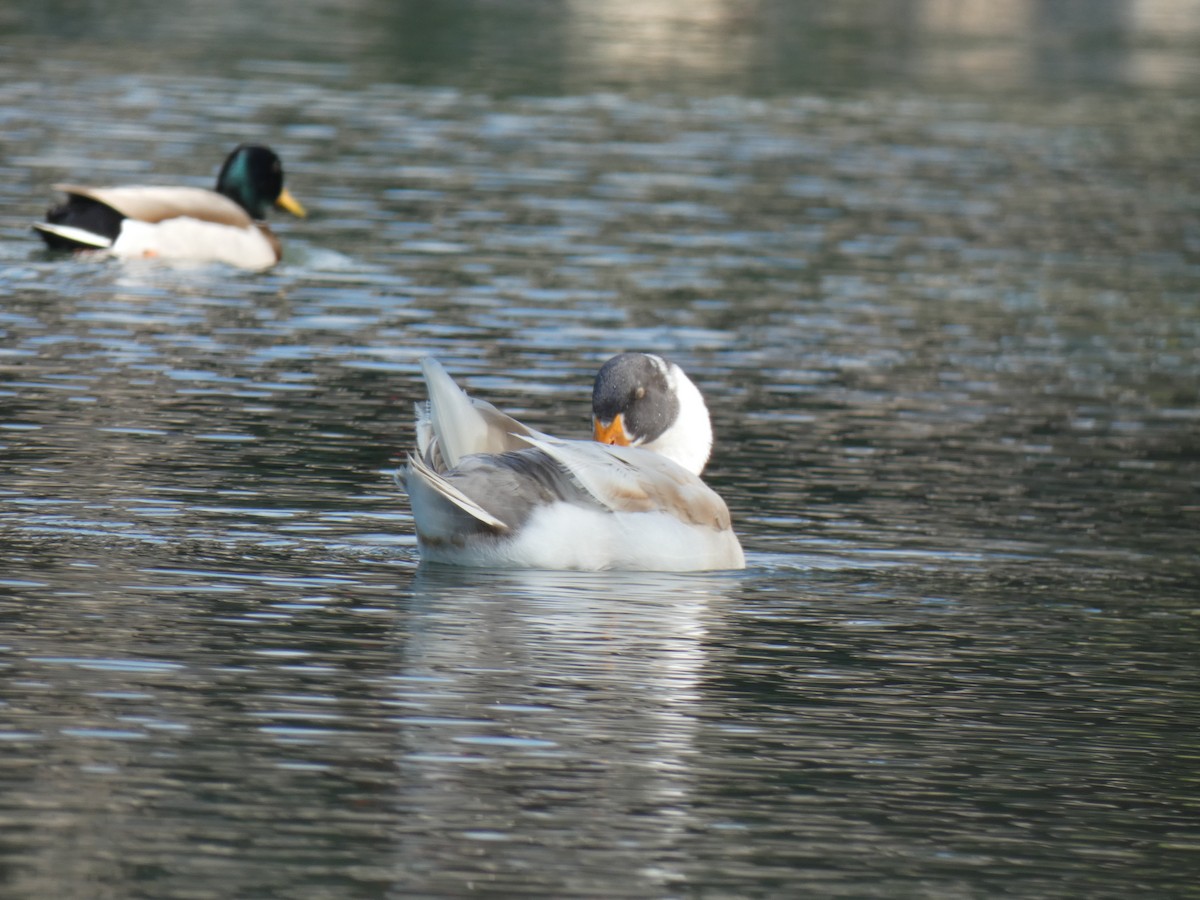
[2,1,1199,897]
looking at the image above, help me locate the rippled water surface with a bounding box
[2,2,1199,897]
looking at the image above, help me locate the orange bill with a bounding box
[275,187,307,218]
[593,414,631,445]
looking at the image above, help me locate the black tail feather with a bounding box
[35,194,125,250]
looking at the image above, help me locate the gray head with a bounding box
[591,352,714,474]
[592,352,678,446]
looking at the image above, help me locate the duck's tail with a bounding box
[417,357,543,469]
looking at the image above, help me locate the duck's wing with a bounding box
[405,452,510,531]
[53,185,254,227]
[417,357,545,469]
[520,435,735,531]
[405,446,600,539]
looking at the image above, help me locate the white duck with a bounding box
[400,353,745,572]
[33,144,306,270]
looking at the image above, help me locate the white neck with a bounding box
[644,361,713,475]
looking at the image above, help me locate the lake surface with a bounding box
[2,1,1199,897]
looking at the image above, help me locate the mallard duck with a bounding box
[400,353,746,571]
[33,144,306,270]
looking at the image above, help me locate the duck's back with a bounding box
[54,185,254,227]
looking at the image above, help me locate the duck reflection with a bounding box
[389,566,737,891]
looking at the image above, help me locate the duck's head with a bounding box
[592,352,714,475]
[216,144,307,221]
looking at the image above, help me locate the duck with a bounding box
[33,143,306,270]
[399,353,746,572]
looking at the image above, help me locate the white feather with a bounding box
[642,358,714,475]
[422,502,741,571]
[32,223,112,249]
[112,218,278,270]
[419,358,492,468]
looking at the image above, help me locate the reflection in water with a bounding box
[392,568,732,892]
[564,0,755,90]
[4,0,1200,92]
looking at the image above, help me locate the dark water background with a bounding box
[1,1,1199,896]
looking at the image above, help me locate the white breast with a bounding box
[418,501,745,572]
[113,218,278,270]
